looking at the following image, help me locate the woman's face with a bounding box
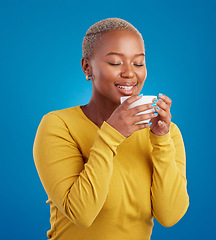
[88,29,147,105]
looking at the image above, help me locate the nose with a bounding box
[120,62,135,78]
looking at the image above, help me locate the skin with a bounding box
[81,29,171,137]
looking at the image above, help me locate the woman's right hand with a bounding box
[106,95,157,138]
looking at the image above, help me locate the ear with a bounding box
[81,57,92,76]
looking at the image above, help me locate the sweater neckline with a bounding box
[76,105,100,130]
[76,105,138,143]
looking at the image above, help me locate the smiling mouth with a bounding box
[116,85,134,90]
[115,83,137,95]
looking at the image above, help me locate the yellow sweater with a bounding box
[33,106,189,240]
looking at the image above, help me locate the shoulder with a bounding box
[38,106,93,140]
[35,106,85,143]
[36,106,84,135]
[41,106,83,126]
[45,105,81,120]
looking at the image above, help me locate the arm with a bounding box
[150,123,189,227]
[33,113,125,228]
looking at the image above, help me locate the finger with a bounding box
[156,98,169,112]
[133,111,158,124]
[158,120,166,129]
[121,95,141,109]
[129,103,155,115]
[158,93,172,107]
[133,122,152,131]
[155,106,171,122]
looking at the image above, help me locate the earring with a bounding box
[86,75,91,81]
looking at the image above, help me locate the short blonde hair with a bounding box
[82,18,143,59]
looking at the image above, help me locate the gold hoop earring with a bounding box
[86,75,91,81]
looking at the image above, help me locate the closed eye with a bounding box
[133,63,144,67]
[107,62,121,66]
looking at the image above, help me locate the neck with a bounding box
[81,95,120,128]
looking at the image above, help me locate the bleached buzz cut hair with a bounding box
[82,18,143,59]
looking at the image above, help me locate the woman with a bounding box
[33,18,189,240]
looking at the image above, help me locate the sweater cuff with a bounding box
[97,121,125,154]
[101,121,125,143]
[149,130,171,146]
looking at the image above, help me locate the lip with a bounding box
[115,83,137,96]
[115,82,137,87]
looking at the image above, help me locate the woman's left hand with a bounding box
[150,93,172,136]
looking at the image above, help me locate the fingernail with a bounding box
[152,103,157,107]
[154,99,158,102]
[154,112,158,116]
[156,106,159,110]
[139,94,143,97]
[159,93,163,97]
[148,122,152,126]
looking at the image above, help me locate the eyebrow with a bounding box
[105,52,145,57]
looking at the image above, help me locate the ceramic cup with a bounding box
[120,95,157,124]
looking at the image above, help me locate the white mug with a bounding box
[120,95,157,124]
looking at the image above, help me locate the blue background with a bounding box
[1,0,216,239]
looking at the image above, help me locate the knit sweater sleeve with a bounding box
[149,123,189,227]
[33,113,125,228]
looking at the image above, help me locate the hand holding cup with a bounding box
[150,93,172,136]
[106,95,158,137]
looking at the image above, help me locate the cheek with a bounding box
[94,65,119,81]
[138,80,145,92]
[137,68,147,82]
